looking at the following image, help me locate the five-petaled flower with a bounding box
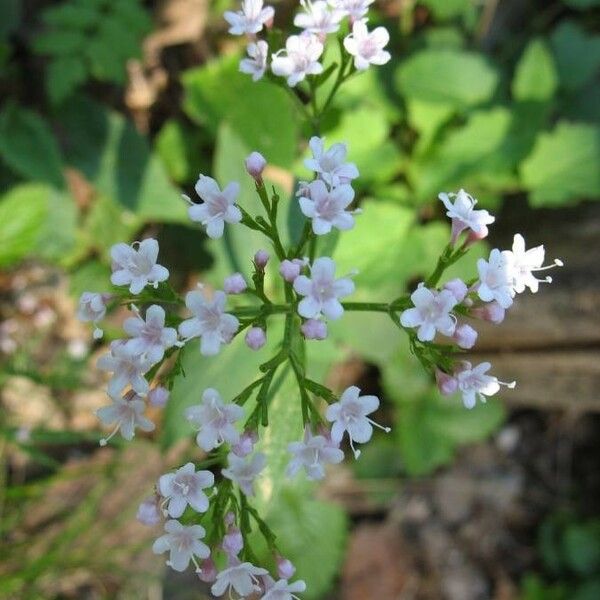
[477,249,515,309]
[110,239,169,295]
[152,520,210,572]
[179,289,240,356]
[454,361,515,409]
[124,304,178,364]
[439,189,495,245]
[188,175,242,240]
[77,292,110,339]
[344,20,391,70]
[330,0,374,22]
[224,0,274,35]
[240,40,269,81]
[294,0,343,36]
[272,33,324,87]
[304,137,359,188]
[299,180,356,235]
[158,462,215,518]
[222,452,266,496]
[262,577,308,600]
[211,561,269,597]
[97,341,152,397]
[293,257,355,320]
[96,392,155,445]
[185,388,244,451]
[286,428,344,480]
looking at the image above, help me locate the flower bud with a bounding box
[453,323,478,349]
[148,386,170,407]
[198,558,218,582]
[435,369,458,396]
[245,327,266,350]
[254,249,270,270]
[277,556,296,579]
[301,318,327,340]
[224,511,236,527]
[232,429,258,457]
[222,527,244,558]
[471,301,505,324]
[136,495,161,526]
[443,278,468,303]
[279,259,301,283]
[295,181,310,198]
[224,272,247,294]
[245,151,267,181]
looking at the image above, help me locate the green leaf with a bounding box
[550,21,600,91]
[563,0,600,8]
[182,54,299,168]
[85,38,127,83]
[0,0,22,41]
[406,99,455,155]
[0,105,64,188]
[69,260,112,297]
[32,30,86,55]
[512,38,558,102]
[0,184,48,268]
[421,26,466,49]
[521,122,600,206]
[42,3,100,28]
[396,48,498,109]
[35,187,78,263]
[47,55,87,105]
[563,521,600,575]
[420,0,473,19]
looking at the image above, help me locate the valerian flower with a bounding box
[158,462,215,518]
[211,561,269,597]
[400,284,458,342]
[136,495,162,526]
[184,388,244,452]
[477,249,515,309]
[262,578,307,600]
[299,180,356,235]
[110,239,169,295]
[329,0,374,22]
[304,137,359,188]
[240,40,269,81]
[188,175,242,240]
[124,305,178,364]
[439,189,495,244]
[294,0,343,36]
[344,20,391,70]
[96,392,155,445]
[326,385,390,458]
[224,0,274,35]
[97,341,152,397]
[272,33,324,87]
[455,361,515,409]
[77,292,110,339]
[505,233,563,294]
[293,257,355,321]
[286,428,344,480]
[222,452,266,496]
[152,520,210,572]
[178,289,240,356]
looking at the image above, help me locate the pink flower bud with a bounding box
[245,327,266,350]
[148,386,169,407]
[277,556,296,579]
[295,181,310,198]
[224,511,236,527]
[436,369,458,396]
[301,318,327,340]
[254,250,270,270]
[471,301,505,324]
[453,323,478,349]
[232,429,258,457]
[136,495,161,526]
[245,151,267,181]
[198,558,217,582]
[279,259,301,283]
[443,278,468,303]
[466,226,490,246]
[224,272,247,294]
[222,527,244,558]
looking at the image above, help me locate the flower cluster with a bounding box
[227,0,390,87]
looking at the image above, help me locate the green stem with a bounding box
[341,302,391,312]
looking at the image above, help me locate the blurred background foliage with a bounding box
[1,0,599,598]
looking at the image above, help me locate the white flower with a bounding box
[506,234,563,294]
[96,393,155,445]
[222,452,266,496]
[224,0,274,35]
[286,428,344,480]
[272,33,324,87]
[477,249,515,309]
[293,257,355,320]
[152,520,210,572]
[262,578,307,600]
[110,239,169,295]
[400,284,458,342]
[184,388,244,451]
[455,361,515,409]
[240,41,269,81]
[439,189,495,244]
[211,561,269,597]
[294,0,343,35]
[326,385,390,458]
[158,462,215,518]
[344,20,391,70]
[178,289,240,356]
[329,0,374,22]
[97,341,152,397]
[77,292,110,339]
[304,137,359,188]
[188,176,242,240]
[299,180,356,235]
[123,305,178,364]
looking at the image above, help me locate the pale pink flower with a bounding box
[344,20,391,70]
[272,33,324,87]
[152,520,210,572]
[224,0,274,35]
[110,239,169,294]
[158,462,215,518]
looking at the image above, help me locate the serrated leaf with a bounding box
[512,38,558,102]
[33,30,86,55]
[47,55,87,105]
[0,184,48,267]
[396,48,498,109]
[521,122,600,206]
[42,4,99,28]
[0,105,65,188]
